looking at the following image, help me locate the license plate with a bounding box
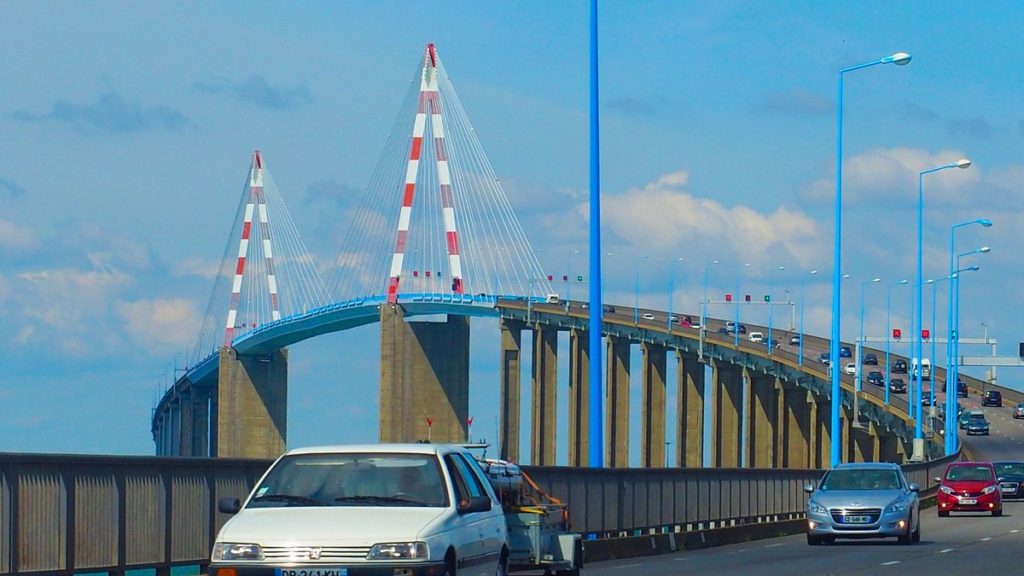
[276,569,347,576]
[843,515,871,524]
[1001,486,1016,493]
[959,498,977,505]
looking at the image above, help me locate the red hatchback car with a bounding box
[936,462,1002,517]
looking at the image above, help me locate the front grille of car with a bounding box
[262,546,372,562]
[830,507,882,529]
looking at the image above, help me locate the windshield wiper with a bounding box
[251,494,325,506]
[334,495,423,505]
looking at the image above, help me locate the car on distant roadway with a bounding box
[862,353,879,365]
[603,304,616,313]
[966,416,991,436]
[840,346,852,358]
[867,371,885,387]
[921,390,934,406]
[748,331,764,343]
[959,410,985,430]
[936,461,1002,517]
[641,312,655,320]
[818,352,831,365]
[1014,403,1024,419]
[957,381,969,398]
[844,363,856,375]
[994,461,1024,499]
[790,334,801,345]
[804,462,920,546]
[982,390,1002,407]
[889,378,906,394]
[891,359,908,374]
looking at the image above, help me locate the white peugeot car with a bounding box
[210,443,509,576]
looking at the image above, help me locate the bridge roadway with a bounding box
[586,386,1024,575]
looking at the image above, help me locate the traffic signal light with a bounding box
[893,328,902,339]
[562,275,568,281]
[726,293,733,302]
[744,294,751,302]
[547,275,553,281]
[764,295,771,302]
[922,329,930,340]
[577,275,583,282]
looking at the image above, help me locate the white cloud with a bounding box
[116,298,201,348]
[599,171,822,268]
[173,256,221,279]
[801,147,980,205]
[0,219,39,252]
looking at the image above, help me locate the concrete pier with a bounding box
[641,343,667,467]
[531,326,558,466]
[568,329,590,467]
[216,346,288,458]
[606,336,631,468]
[499,319,523,462]
[676,352,705,468]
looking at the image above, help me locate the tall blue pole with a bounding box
[930,279,938,415]
[830,52,910,467]
[587,0,603,467]
[885,280,907,405]
[768,266,784,354]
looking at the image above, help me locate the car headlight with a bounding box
[885,500,907,513]
[367,542,429,561]
[212,543,263,561]
[807,500,827,514]
[940,485,955,495]
[983,485,997,495]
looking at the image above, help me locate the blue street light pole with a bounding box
[634,254,649,324]
[830,51,910,467]
[885,279,908,405]
[700,259,719,361]
[668,256,684,331]
[913,159,972,461]
[799,269,818,366]
[587,0,603,467]
[565,249,580,311]
[735,263,750,347]
[945,219,991,454]
[927,278,940,417]
[857,277,881,391]
[767,265,785,354]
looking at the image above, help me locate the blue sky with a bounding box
[1,1,1021,459]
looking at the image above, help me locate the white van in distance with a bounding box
[911,358,932,381]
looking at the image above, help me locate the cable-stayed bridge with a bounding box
[154,44,941,469]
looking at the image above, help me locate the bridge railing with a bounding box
[0,451,961,575]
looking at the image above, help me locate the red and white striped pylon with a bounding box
[385,43,465,304]
[223,150,281,346]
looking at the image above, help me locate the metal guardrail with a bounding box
[0,450,962,575]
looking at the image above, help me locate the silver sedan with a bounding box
[805,462,921,545]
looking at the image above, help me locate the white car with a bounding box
[642,312,655,320]
[844,362,856,375]
[210,444,509,576]
[748,331,764,343]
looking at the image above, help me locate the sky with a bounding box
[1,1,1022,459]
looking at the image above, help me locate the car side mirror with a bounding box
[908,483,920,493]
[458,495,492,514]
[803,483,815,494]
[218,497,241,514]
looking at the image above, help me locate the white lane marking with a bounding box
[980,537,992,541]
[614,563,643,570]
[881,560,901,566]
[764,543,784,548]
[673,557,691,562]
[1011,530,1020,534]
[938,548,954,553]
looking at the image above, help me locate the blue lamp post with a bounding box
[799,269,818,366]
[926,277,941,418]
[857,277,882,391]
[735,263,750,347]
[946,219,992,454]
[830,51,910,467]
[565,249,580,312]
[668,256,684,331]
[700,259,719,361]
[885,279,909,405]
[913,159,972,460]
[634,254,648,324]
[767,265,785,354]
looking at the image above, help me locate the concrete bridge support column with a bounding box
[747,372,780,468]
[499,319,523,462]
[568,329,590,467]
[178,388,193,457]
[380,305,470,445]
[842,406,855,464]
[813,393,832,469]
[531,326,558,466]
[191,386,211,458]
[711,360,743,468]
[782,385,811,468]
[641,343,667,468]
[851,424,879,463]
[216,346,288,458]
[169,396,181,456]
[606,336,631,468]
[878,430,901,463]
[676,352,705,468]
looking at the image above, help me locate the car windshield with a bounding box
[995,463,1024,476]
[820,469,901,491]
[945,465,994,482]
[247,452,448,508]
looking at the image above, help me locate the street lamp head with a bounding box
[977,218,993,227]
[967,265,981,272]
[810,269,819,275]
[955,158,972,169]
[842,273,852,279]
[872,277,881,283]
[898,279,908,285]
[885,52,912,65]
[979,246,991,253]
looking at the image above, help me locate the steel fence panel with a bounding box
[1,468,8,574]
[17,469,65,573]
[170,473,209,562]
[73,471,118,569]
[125,472,164,566]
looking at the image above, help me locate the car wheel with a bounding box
[898,514,913,545]
[938,509,949,517]
[993,507,1003,517]
[806,533,821,546]
[911,519,921,543]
